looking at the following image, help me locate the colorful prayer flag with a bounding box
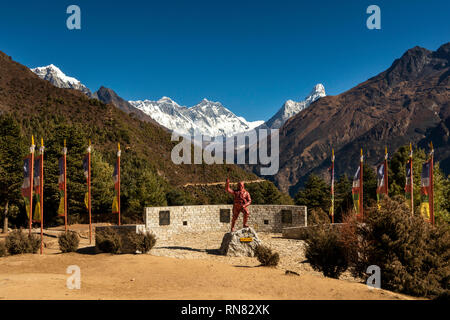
[329,150,335,220]
[57,156,65,216]
[21,157,32,218]
[405,159,413,199]
[33,157,41,222]
[420,161,431,220]
[83,154,89,209]
[112,162,119,213]
[352,166,361,214]
[376,163,385,209]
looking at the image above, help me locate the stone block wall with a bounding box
[144,205,307,239]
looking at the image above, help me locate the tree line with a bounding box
[294,145,450,225]
[0,114,292,231]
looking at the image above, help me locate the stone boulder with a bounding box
[219,227,262,257]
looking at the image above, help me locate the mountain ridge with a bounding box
[129,97,264,137]
[260,83,326,130]
[0,51,259,187]
[270,42,450,195]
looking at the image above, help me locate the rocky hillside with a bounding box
[93,86,162,127]
[273,43,450,194]
[0,51,258,186]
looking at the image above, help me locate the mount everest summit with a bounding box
[128,97,264,137]
[30,64,325,137]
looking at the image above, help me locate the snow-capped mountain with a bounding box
[29,64,323,138]
[31,64,92,96]
[262,84,326,129]
[129,97,264,137]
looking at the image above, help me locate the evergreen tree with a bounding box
[0,115,27,231]
[362,162,378,206]
[120,152,167,223]
[166,188,188,206]
[294,174,330,212]
[42,124,89,225]
[388,145,449,224]
[334,174,352,222]
[91,151,114,220]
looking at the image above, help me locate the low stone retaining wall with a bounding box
[144,205,307,239]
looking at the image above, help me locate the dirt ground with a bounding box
[0,224,416,300]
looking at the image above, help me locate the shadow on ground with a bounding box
[76,246,98,255]
[157,246,222,255]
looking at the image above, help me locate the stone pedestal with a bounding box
[219,227,262,257]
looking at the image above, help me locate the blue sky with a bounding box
[1,0,449,121]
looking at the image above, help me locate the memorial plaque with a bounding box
[159,210,170,226]
[220,209,231,223]
[281,209,292,224]
[239,237,253,242]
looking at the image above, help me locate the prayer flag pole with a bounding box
[39,138,44,254]
[360,148,364,220]
[429,142,434,225]
[331,148,335,224]
[409,143,414,216]
[63,139,68,232]
[29,136,35,235]
[384,146,389,195]
[117,143,121,226]
[88,140,92,244]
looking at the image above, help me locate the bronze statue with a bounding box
[226,178,252,231]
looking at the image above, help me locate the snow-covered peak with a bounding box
[30,64,92,96]
[129,97,264,138]
[305,83,326,104]
[158,96,176,103]
[262,83,326,129]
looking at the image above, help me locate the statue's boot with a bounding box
[243,211,249,228]
[230,217,237,232]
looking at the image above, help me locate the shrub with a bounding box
[96,228,122,254]
[28,234,40,253]
[128,231,157,254]
[0,241,6,257]
[351,196,450,298]
[308,207,331,225]
[255,245,279,267]
[304,224,348,278]
[58,231,80,253]
[5,229,40,255]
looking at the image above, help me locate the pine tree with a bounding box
[362,162,378,206]
[91,151,114,220]
[388,145,449,224]
[294,174,330,212]
[42,124,89,225]
[0,115,26,232]
[120,151,167,223]
[334,174,352,222]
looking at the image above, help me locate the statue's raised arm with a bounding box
[225,178,235,195]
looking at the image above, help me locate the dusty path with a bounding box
[0,253,412,300]
[182,179,266,187]
[0,225,415,300]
